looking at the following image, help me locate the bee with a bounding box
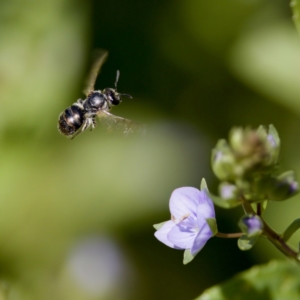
[58,50,140,139]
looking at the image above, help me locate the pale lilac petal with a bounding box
[196,196,215,220]
[191,223,213,255]
[198,191,215,217]
[195,215,208,231]
[167,217,198,249]
[169,187,202,220]
[154,220,178,248]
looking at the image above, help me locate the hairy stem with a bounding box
[216,232,243,238]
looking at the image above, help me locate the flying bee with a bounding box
[58,50,140,139]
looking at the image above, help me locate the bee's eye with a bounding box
[104,89,121,106]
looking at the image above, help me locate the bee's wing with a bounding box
[98,110,146,135]
[83,49,108,96]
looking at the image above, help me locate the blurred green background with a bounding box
[0,0,300,299]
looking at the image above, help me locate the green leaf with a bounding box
[153,221,167,230]
[183,249,195,265]
[268,124,280,147]
[237,234,258,251]
[206,218,218,236]
[256,125,267,138]
[195,260,300,300]
[282,218,300,242]
[251,201,268,215]
[200,178,208,191]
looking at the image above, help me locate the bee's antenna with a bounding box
[114,70,132,98]
[120,93,132,99]
[115,70,120,91]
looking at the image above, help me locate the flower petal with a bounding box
[167,217,198,249]
[191,222,213,255]
[196,193,215,220]
[169,187,202,220]
[154,220,178,248]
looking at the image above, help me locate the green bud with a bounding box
[219,182,239,200]
[267,171,299,201]
[257,124,280,167]
[229,127,264,160]
[211,139,236,181]
[211,125,281,182]
[230,125,280,177]
[252,176,276,199]
[238,215,263,237]
[229,127,245,153]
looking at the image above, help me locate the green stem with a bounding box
[216,232,243,238]
[282,218,300,242]
[242,201,299,263]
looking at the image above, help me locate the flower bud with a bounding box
[211,140,236,181]
[267,171,299,201]
[238,215,263,237]
[257,124,280,167]
[219,182,239,200]
[213,125,281,181]
[229,126,274,173]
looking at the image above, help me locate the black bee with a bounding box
[58,50,138,139]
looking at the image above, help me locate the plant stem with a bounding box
[216,232,243,238]
[256,203,262,216]
[242,201,299,263]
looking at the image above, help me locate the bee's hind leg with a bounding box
[83,113,97,132]
[70,116,96,139]
[91,118,97,131]
[82,118,92,132]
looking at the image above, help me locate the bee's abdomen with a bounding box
[58,105,84,136]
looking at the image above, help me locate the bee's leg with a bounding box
[70,120,87,140]
[81,119,91,132]
[86,119,94,132]
[70,118,91,140]
[85,118,96,131]
[82,112,97,131]
[91,118,97,130]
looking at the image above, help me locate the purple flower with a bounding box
[239,215,263,237]
[154,186,216,263]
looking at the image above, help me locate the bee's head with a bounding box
[103,70,132,106]
[103,88,132,106]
